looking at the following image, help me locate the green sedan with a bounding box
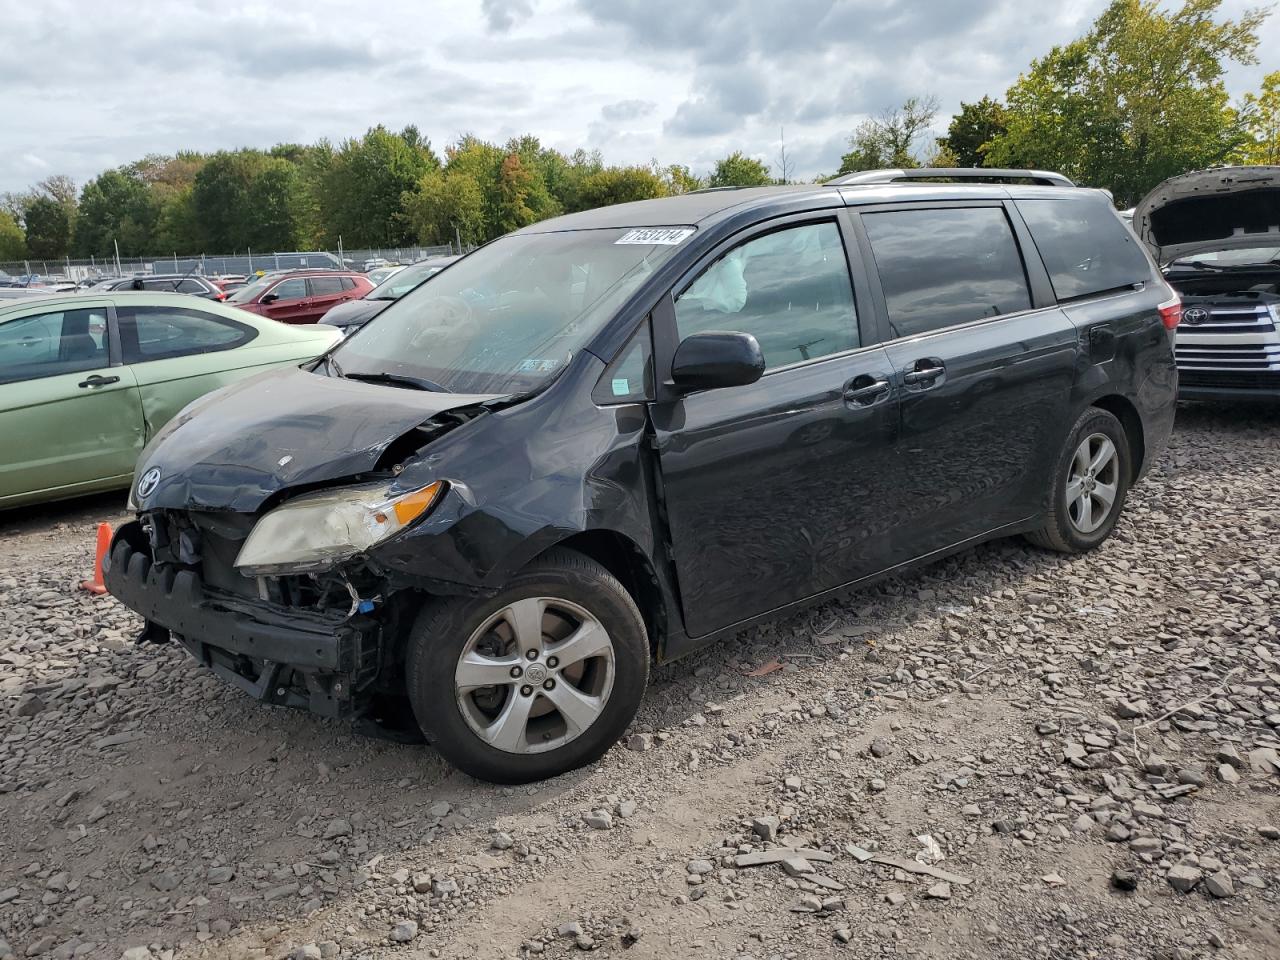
[0,292,341,509]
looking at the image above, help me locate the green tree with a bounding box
[192,151,264,251]
[404,170,486,246]
[707,152,773,187]
[317,126,439,247]
[0,210,25,260]
[22,196,72,259]
[1236,70,1280,164]
[838,96,940,174]
[662,164,703,194]
[574,166,669,210]
[986,0,1265,205]
[154,186,201,253]
[75,169,158,257]
[246,159,305,250]
[937,97,1008,167]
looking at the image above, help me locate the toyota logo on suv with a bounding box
[1182,306,1211,325]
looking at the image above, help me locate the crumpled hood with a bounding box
[319,297,390,329]
[1133,165,1280,264]
[135,367,500,513]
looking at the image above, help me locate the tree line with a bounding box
[2,0,1277,265]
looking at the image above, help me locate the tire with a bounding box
[405,548,649,784]
[1025,407,1131,554]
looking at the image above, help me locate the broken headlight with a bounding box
[234,480,444,575]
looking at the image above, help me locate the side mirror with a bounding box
[260,293,279,304]
[671,331,765,392]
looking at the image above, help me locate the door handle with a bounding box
[843,375,891,405]
[78,374,120,389]
[902,358,946,387]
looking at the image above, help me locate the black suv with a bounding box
[106,169,1178,783]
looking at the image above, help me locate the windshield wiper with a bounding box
[342,371,450,392]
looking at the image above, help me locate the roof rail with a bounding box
[827,168,1075,188]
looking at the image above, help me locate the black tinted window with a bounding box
[863,207,1032,337]
[117,305,254,362]
[675,221,858,370]
[1016,197,1151,300]
[0,307,109,383]
[310,277,345,296]
[271,278,308,301]
[176,278,207,293]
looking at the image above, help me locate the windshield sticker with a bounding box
[516,358,561,373]
[615,227,695,246]
[611,377,630,396]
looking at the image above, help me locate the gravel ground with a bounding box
[1,402,1279,960]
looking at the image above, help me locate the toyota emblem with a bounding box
[1182,306,1210,325]
[136,467,162,499]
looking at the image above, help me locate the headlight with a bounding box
[235,480,444,574]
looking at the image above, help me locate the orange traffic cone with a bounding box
[79,523,112,595]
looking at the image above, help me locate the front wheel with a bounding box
[1026,407,1131,554]
[405,549,649,784]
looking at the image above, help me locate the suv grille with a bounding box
[1179,370,1280,390]
[1175,342,1280,371]
[1180,303,1276,333]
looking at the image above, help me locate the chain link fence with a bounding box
[0,244,459,283]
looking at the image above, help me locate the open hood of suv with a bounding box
[1133,166,1280,264]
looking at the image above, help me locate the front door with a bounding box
[262,277,310,324]
[650,217,901,639]
[0,301,144,503]
[856,202,1079,557]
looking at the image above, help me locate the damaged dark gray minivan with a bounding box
[106,170,1178,783]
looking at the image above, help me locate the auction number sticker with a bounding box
[615,227,695,245]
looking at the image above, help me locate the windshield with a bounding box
[1170,247,1280,268]
[368,260,451,300]
[332,228,688,395]
[228,276,274,303]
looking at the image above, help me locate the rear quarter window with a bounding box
[1016,197,1152,301]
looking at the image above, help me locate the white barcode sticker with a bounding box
[615,227,695,245]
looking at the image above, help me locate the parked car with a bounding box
[227,270,374,324]
[96,274,227,300]
[1130,165,1280,401]
[360,257,390,272]
[106,170,1177,783]
[319,256,459,335]
[365,265,404,286]
[0,292,340,509]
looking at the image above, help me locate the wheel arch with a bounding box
[1089,393,1145,481]
[529,530,666,660]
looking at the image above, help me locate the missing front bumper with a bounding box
[104,522,381,718]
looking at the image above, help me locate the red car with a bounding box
[227,271,374,324]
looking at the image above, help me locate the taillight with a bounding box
[214,291,227,301]
[1158,292,1181,330]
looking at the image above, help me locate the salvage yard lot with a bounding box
[1,404,1278,960]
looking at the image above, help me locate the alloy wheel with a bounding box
[454,597,616,755]
[1065,432,1119,535]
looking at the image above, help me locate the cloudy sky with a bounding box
[1,0,1275,195]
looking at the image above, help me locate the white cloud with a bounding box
[0,0,1274,194]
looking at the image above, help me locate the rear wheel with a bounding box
[1026,407,1130,553]
[405,549,649,784]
